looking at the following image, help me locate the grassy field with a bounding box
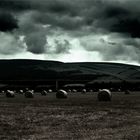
[0,92,140,140]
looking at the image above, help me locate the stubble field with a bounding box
[0,92,140,140]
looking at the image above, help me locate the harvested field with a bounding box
[0,92,140,140]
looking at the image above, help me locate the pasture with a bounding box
[0,92,140,140]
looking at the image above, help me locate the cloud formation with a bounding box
[0,0,140,64]
[0,12,18,32]
[0,32,24,55]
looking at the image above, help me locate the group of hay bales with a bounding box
[56,88,112,101]
[67,88,94,93]
[41,90,48,96]
[3,88,113,101]
[2,89,50,98]
[2,89,54,98]
[3,89,34,98]
[40,89,53,95]
[97,89,131,101]
[2,87,131,101]
[3,89,68,99]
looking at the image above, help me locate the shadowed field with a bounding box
[0,92,140,140]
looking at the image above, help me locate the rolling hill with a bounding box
[0,59,140,82]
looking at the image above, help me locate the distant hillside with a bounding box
[0,59,140,82]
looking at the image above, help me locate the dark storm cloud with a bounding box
[92,1,140,38]
[110,18,140,38]
[18,13,48,54]
[0,0,84,54]
[25,33,46,54]
[0,12,18,32]
[1,0,140,37]
[32,12,84,30]
[1,0,140,63]
[105,6,129,18]
[0,0,84,30]
[101,5,140,38]
[46,1,77,16]
[0,0,77,15]
[0,0,31,12]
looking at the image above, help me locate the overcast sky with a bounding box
[0,0,140,65]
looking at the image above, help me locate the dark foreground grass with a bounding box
[0,92,140,140]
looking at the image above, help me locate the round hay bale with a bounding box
[19,90,24,94]
[24,90,34,98]
[56,89,68,99]
[41,90,47,96]
[72,89,77,93]
[6,90,15,98]
[118,88,121,92]
[2,90,5,94]
[97,89,112,101]
[68,89,71,93]
[89,89,93,93]
[48,89,52,93]
[124,90,131,95]
[81,89,87,94]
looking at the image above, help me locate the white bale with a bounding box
[56,89,68,99]
[81,89,87,94]
[48,89,52,93]
[2,90,5,93]
[19,90,24,94]
[118,89,121,92]
[72,89,77,93]
[6,90,15,98]
[68,89,71,93]
[97,89,112,101]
